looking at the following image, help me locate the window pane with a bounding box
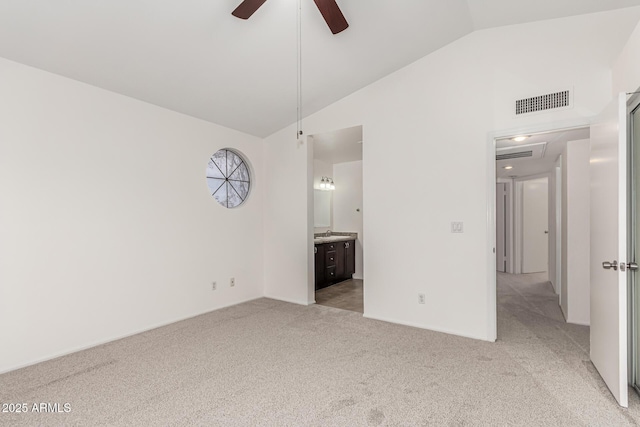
[207,178,225,196]
[213,181,229,207]
[229,162,249,182]
[212,150,227,176]
[227,151,242,176]
[229,180,249,201]
[207,160,225,179]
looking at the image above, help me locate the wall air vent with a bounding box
[496,142,547,162]
[496,151,533,161]
[515,90,571,115]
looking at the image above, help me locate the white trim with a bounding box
[0,296,264,375]
[567,318,591,327]
[263,295,314,306]
[514,180,523,274]
[617,92,629,407]
[363,314,494,342]
[555,161,563,299]
[486,131,498,341]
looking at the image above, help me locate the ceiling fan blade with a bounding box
[312,0,349,34]
[232,0,268,19]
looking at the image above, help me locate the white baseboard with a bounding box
[362,313,494,342]
[566,318,590,326]
[263,295,314,306]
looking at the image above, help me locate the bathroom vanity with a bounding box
[314,234,356,290]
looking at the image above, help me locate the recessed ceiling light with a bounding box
[511,136,529,142]
[503,166,513,170]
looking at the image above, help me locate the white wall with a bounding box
[0,58,264,373]
[313,158,333,233]
[613,19,640,94]
[548,170,558,292]
[561,139,591,325]
[333,161,364,280]
[263,9,640,341]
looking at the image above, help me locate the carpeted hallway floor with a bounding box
[2,272,640,426]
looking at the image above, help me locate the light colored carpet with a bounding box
[2,272,640,426]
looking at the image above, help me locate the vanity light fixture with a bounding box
[318,176,335,191]
[511,135,529,142]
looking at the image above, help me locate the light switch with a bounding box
[451,222,464,233]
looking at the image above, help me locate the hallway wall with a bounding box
[561,139,591,325]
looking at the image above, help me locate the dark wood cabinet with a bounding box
[314,239,356,290]
[314,244,325,288]
[334,242,345,279]
[345,240,355,276]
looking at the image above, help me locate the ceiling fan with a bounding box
[232,0,349,34]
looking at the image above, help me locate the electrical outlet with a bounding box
[212,281,217,291]
[451,222,464,233]
[230,277,235,287]
[418,293,426,304]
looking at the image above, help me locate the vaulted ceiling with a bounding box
[1,0,639,137]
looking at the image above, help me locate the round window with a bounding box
[206,149,251,208]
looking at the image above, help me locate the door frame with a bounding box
[486,119,591,340]
[496,181,513,273]
[627,92,640,392]
[308,126,365,309]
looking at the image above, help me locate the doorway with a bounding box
[310,125,364,313]
[493,126,591,336]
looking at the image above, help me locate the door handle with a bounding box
[544,230,549,234]
[629,262,639,271]
[603,260,618,271]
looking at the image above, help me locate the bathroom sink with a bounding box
[315,235,353,243]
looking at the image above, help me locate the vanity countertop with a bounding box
[314,233,357,245]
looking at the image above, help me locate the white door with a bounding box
[630,97,640,394]
[589,94,629,407]
[496,183,507,272]
[522,178,548,273]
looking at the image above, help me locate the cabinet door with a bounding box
[314,244,325,290]
[345,240,355,277]
[335,242,345,279]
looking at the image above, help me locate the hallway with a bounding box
[497,271,640,423]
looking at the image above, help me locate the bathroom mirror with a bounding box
[314,190,331,227]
